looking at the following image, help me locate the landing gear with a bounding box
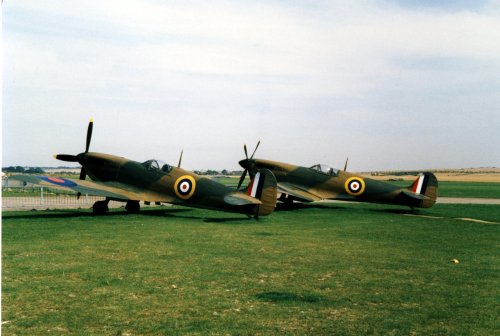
[93,200,109,215]
[279,194,295,207]
[125,200,140,214]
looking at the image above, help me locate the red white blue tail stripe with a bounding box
[247,172,264,199]
[412,174,429,195]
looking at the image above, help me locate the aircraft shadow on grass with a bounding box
[1,208,193,220]
[370,208,422,215]
[2,207,256,224]
[160,210,254,223]
[255,291,330,305]
[275,202,420,215]
[275,202,346,212]
[3,203,420,221]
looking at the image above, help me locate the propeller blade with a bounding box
[79,166,87,180]
[54,154,79,162]
[250,140,260,160]
[85,118,94,153]
[178,149,183,168]
[243,144,249,160]
[237,169,248,190]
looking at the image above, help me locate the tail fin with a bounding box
[247,168,277,217]
[408,172,438,208]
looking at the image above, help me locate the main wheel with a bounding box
[125,200,140,214]
[93,200,109,215]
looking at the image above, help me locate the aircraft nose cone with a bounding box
[77,152,88,164]
[239,159,249,169]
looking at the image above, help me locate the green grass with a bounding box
[3,203,499,335]
[437,181,500,198]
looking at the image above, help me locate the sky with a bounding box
[3,0,500,171]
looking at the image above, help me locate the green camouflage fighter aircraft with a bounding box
[11,120,277,217]
[237,143,438,209]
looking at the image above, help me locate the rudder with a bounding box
[247,168,277,217]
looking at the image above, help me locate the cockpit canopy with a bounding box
[142,159,173,173]
[309,164,340,176]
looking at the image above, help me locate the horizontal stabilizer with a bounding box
[400,190,426,201]
[224,193,262,206]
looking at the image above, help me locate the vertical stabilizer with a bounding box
[409,172,438,208]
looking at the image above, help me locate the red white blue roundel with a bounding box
[344,177,366,196]
[38,176,77,187]
[174,175,196,200]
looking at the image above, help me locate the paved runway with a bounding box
[437,197,500,205]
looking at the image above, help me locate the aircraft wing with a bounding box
[277,182,322,202]
[9,175,175,203]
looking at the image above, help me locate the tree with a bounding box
[2,166,45,174]
[26,167,45,174]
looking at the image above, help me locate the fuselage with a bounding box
[80,152,257,213]
[241,158,436,208]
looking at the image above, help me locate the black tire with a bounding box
[125,201,140,214]
[93,200,109,215]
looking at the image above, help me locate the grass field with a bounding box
[2,203,499,335]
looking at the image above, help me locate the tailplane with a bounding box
[408,172,438,208]
[247,168,277,217]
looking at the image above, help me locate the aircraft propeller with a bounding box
[53,154,79,162]
[54,118,94,181]
[237,140,260,190]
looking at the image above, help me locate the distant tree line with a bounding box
[2,166,45,174]
[2,166,242,176]
[193,169,243,176]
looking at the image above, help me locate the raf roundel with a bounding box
[345,177,366,196]
[174,175,196,200]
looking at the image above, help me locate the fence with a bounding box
[2,186,107,210]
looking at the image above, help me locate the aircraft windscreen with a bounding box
[142,159,171,172]
[309,164,340,176]
[161,163,173,173]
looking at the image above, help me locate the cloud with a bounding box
[3,0,500,170]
